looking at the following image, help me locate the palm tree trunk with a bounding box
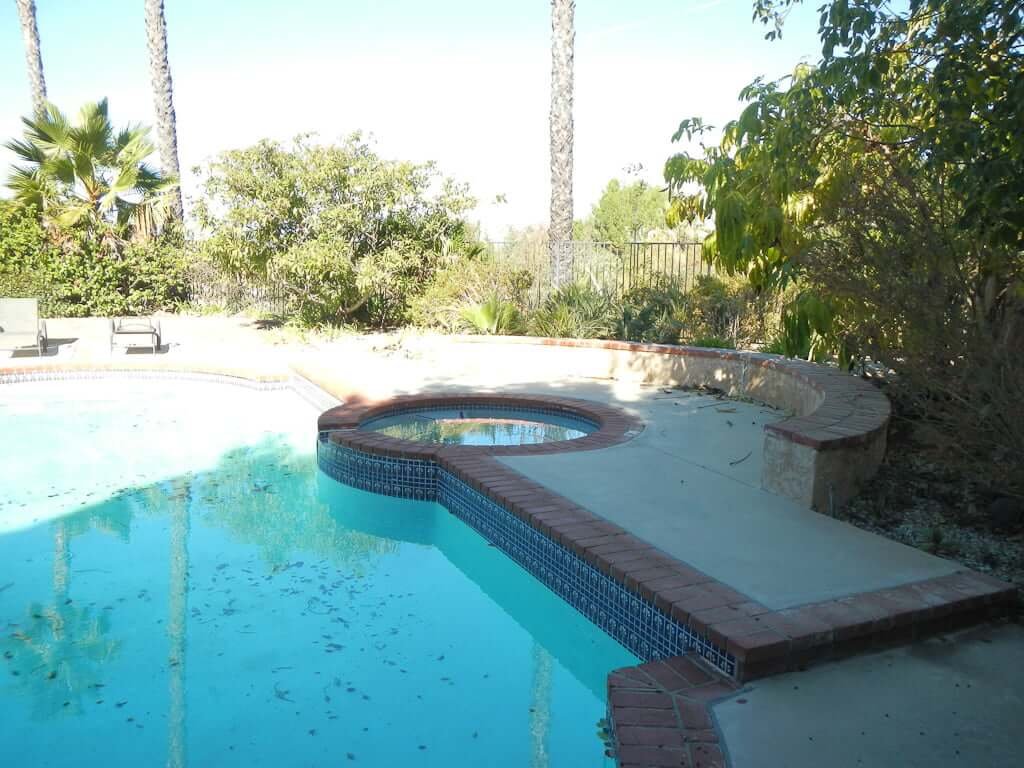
[144,0,184,220]
[549,0,575,288]
[14,0,47,119]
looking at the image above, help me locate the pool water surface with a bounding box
[363,406,594,446]
[0,379,635,767]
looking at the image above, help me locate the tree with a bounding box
[4,99,179,243]
[666,0,1024,473]
[549,0,575,286]
[14,0,46,120]
[194,134,477,327]
[144,0,184,220]
[576,179,669,250]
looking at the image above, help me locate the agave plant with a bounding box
[5,99,178,242]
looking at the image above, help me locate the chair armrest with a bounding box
[38,319,47,341]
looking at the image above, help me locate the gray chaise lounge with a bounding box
[110,317,162,354]
[0,298,48,356]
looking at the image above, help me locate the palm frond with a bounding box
[6,166,49,211]
[3,138,45,164]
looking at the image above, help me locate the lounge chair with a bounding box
[0,298,48,356]
[111,316,161,354]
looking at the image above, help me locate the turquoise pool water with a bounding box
[0,379,635,767]
[363,406,593,446]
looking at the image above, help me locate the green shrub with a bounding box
[527,283,616,339]
[0,204,187,316]
[688,335,736,349]
[459,297,523,335]
[194,134,477,328]
[615,281,687,343]
[42,236,188,317]
[0,203,51,300]
[409,257,533,331]
[271,237,359,327]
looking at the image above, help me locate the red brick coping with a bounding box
[447,335,892,511]
[317,392,644,456]
[607,657,738,767]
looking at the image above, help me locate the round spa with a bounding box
[360,404,598,446]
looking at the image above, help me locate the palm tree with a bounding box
[144,0,184,220]
[549,0,575,287]
[4,99,178,242]
[14,0,47,119]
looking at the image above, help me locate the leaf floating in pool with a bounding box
[346,754,356,761]
[115,701,127,708]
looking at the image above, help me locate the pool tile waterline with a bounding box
[317,435,737,677]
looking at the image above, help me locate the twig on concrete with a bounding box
[729,450,753,466]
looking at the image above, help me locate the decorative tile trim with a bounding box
[0,366,291,391]
[437,467,737,675]
[316,433,737,677]
[317,438,438,501]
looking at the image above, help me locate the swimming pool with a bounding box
[0,377,636,767]
[362,405,596,446]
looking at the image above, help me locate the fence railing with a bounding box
[186,262,289,315]
[185,240,711,315]
[484,240,710,308]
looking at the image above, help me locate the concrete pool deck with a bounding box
[3,316,1020,766]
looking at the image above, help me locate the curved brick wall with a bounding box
[443,336,891,512]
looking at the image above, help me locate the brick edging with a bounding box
[317,391,645,457]
[607,657,738,768]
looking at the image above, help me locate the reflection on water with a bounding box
[366,408,591,446]
[0,431,632,767]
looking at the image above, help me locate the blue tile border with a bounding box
[316,434,736,677]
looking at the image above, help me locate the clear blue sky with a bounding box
[0,0,823,234]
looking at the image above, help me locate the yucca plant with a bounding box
[528,283,615,339]
[460,296,523,335]
[5,99,178,244]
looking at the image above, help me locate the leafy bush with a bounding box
[194,134,477,328]
[612,275,767,347]
[669,0,1024,486]
[0,202,50,299]
[409,256,533,331]
[615,281,686,343]
[527,283,616,339]
[688,335,736,350]
[0,203,186,316]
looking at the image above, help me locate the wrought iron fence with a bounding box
[185,240,711,315]
[483,240,711,308]
[186,262,289,315]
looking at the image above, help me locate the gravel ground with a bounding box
[838,421,1023,590]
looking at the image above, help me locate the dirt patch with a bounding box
[840,419,1023,590]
